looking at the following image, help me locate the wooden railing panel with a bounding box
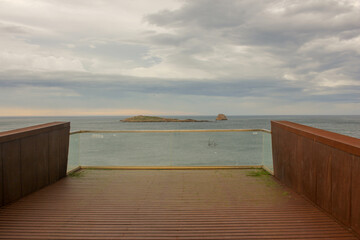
[59,129,69,179]
[283,130,297,189]
[2,140,21,205]
[298,136,317,202]
[0,145,2,205]
[271,126,281,181]
[331,147,352,226]
[352,155,360,234]
[0,122,70,207]
[271,120,360,236]
[314,141,332,213]
[21,134,49,196]
[48,130,60,184]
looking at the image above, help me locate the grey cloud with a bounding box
[1,71,357,103]
[146,0,360,86]
[1,0,359,115]
[0,22,28,35]
[147,0,360,47]
[146,0,260,29]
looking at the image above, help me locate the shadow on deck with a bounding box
[0,169,358,239]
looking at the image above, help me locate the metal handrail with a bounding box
[70,129,271,135]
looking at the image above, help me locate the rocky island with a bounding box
[216,114,228,120]
[121,115,209,122]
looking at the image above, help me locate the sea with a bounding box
[1,115,359,138]
[1,115,359,170]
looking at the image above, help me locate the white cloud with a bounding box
[0,0,359,115]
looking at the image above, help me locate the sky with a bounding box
[0,0,360,116]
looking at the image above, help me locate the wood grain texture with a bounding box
[0,169,357,239]
[271,121,360,156]
[21,134,49,196]
[351,155,360,236]
[283,130,298,190]
[0,122,70,144]
[299,136,317,203]
[271,124,281,180]
[2,140,21,205]
[48,130,60,184]
[59,128,70,179]
[0,144,2,206]
[271,121,360,237]
[271,123,280,178]
[314,141,332,213]
[331,148,352,226]
[0,122,70,207]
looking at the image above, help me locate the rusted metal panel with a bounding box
[21,133,49,196]
[331,148,352,226]
[0,144,3,206]
[59,128,70,179]
[314,141,332,213]
[352,155,360,236]
[48,130,60,183]
[2,140,21,205]
[0,169,358,239]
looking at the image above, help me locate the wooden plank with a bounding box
[295,136,304,195]
[315,141,332,213]
[59,128,70,179]
[20,135,37,196]
[35,133,49,190]
[272,125,302,191]
[331,148,352,226]
[48,130,60,183]
[0,144,3,206]
[274,126,287,182]
[283,130,298,190]
[351,155,360,236]
[298,136,316,202]
[21,134,49,196]
[2,140,21,205]
[0,169,357,239]
[271,123,281,180]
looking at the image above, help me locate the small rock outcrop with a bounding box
[216,114,228,121]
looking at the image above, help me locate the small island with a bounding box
[216,114,228,120]
[121,115,209,122]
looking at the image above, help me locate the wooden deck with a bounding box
[0,169,358,239]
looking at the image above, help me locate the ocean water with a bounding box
[1,115,359,170]
[1,115,359,138]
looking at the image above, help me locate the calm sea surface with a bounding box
[1,115,359,138]
[1,115,359,170]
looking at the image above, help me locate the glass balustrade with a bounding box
[68,130,273,173]
[68,133,80,171]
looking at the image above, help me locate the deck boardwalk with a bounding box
[0,169,358,239]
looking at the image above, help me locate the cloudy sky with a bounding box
[1,0,360,116]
